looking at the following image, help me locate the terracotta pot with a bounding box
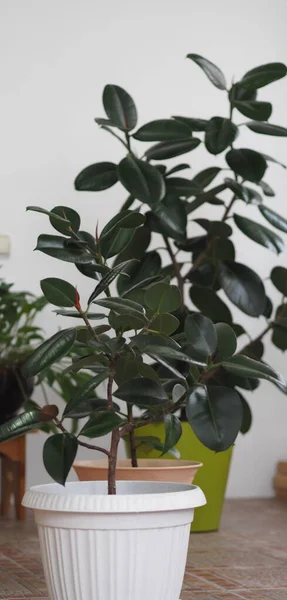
[73,458,202,484]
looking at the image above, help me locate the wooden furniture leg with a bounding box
[14,437,26,520]
[0,434,27,520]
[1,456,14,517]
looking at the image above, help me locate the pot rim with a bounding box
[73,458,203,470]
[22,480,206,513]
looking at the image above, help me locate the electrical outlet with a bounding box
[0,235,10,255]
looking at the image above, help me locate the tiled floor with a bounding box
[0,499,287,599]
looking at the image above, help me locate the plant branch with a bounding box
[55,417,110,456]
[127,404,138,467]
[222,193,236,221]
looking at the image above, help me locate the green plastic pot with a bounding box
[129,422,233,532]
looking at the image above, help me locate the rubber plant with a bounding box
[0,55,286,494]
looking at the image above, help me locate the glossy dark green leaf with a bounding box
[55,310,105,319]
[166,163,190,175]
[240,62,287,90]
[246,122,287,137]
[49,206,81,235]
[103,84,137,131]
[118,155,165,205]
[185,313,217,358]
[234,213,284,254]
[75,162,118,191]
[148,197,187,241]
[229,84,257,102]
[100,211,145,259]
[63,371,108,417]
[40,278,78,307]
[219,262,265,317]
[215,322,237,360]
[192,167,221,189]
[232,100,272,121]
[189,286,232,323]
[231,323,246,337]
[43,434,78,485]
[133,119,191,141]
[64,398,117,419]
[114,377,168,407]
[263,296,273,319]
[271,267,287,295]
[238,393,252,434]
[224,179,250,202]
[163,414,182,454]
[172,116,208,131]
[187,53,226,90]
[22,328,77,377]
[36,234,95,264]
[88,259,136,304]
[80,411,123,438]
[94,297,145,317]
[208,221,232,238]
[213,238,235,261]
[243,186,262,205]
[144,282,181,314]
[186,385,242,451]
[26,205,70,224]
[186,263,217,288]
[144,344,206,367]
[259,181,275,197]
[243,340,264,360]
[226,148,267,182]
[117,251,161,295]
[262,153,286,169]
[145,138,200,161]
[222,354,287,392]
[0,410,47,443]
[205,118,237,155]
[272,305,287,351]
[165,177,201,197]
[109,311,146,331]
[259,205,287,234]
[114,226,151,266]
[151,313,179,335]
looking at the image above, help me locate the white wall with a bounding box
[1,0,287,497]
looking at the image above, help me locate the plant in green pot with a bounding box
[72,54,287,530]
[0,204,285,598]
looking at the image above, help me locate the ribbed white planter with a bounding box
[23,480,206,600]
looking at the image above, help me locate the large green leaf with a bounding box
[205,118,237,155]
[133,119,191,141]
[94,297,145,317]
[22,328,77,377]
[75,162,118,191]
[40,278,78,307]
[144,343,206,367]
[219,262,265,317]
[222,354,287,392]
[238,393,253,434]
[187,54,226,90]
[232,101,272,121]
[189,287,232,323]
[186,385,242,451]
[144,282,181,314]
[246,122,287,137]
[226,148,267,182]
[0,410,50,443]
[151,313,179,336]
[262,154,286,169]
[240,62,287,89]
[114,377,168,407]
[166,163,190,175]
[80,411,123,438]
[148,197,187,241]
[27,205,71,225]
[172,116,208,131]
[118,155,165,205]
[99,211,145,259]
[233,214,284,254]
[49,206,81,235]
[234,213,283,254]
[145,138,200,161]
[224,179,249,202]
[55,310,105,319]
[271,267,287,295]
[103,84,137,131]
[114,226,151,265]
[163,414,182,454]
[43,434,78,486]
[215,323,237,360]
[36,234,95,264]
[117,251,161,295]
[63,371,108,417]
[272,305,287,351]
[259,205,287,233]
[88,259,136,304]
[192,167,221,189]
[185,314,217,358]
[165,177,201,197]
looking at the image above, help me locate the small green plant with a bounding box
[0,54,286,495]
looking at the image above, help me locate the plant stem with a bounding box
[107,370,114,411]
[79,309,100,342]
[163,236,184,307]
[222,194,236,221]
[108,428,120,495]
[127,404,138,467]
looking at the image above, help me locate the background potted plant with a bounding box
[0,207,285,599]
[70,53,287,530]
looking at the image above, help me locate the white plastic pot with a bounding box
[23,480,206,600]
